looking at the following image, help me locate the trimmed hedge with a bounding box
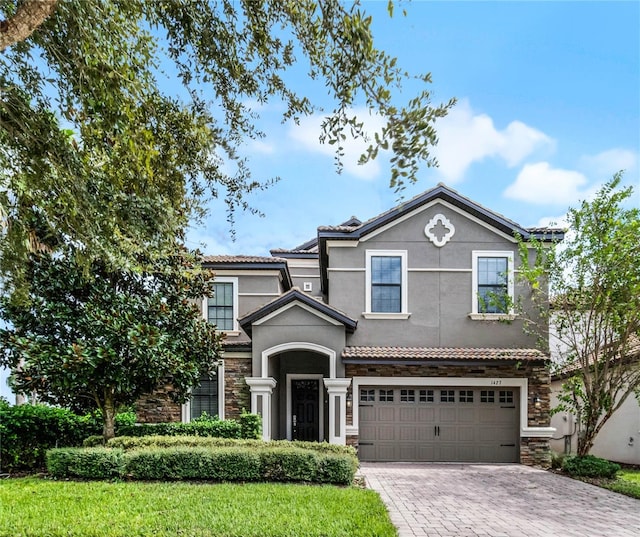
[562,455,621,479]
[105,435,357,457]
[47,448,124,479]
[125,447,262,481]
[46,440,358,485]
[116,412,261,440]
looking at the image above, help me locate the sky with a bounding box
[185,0,640,256]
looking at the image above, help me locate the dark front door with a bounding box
[292,379,320,441]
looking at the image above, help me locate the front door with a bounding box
[291,379,320,441]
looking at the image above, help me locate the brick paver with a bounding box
[360,463,640,537]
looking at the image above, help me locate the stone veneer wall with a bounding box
[224,356,252,420]
[135,383,182,423]
[344,361,552,468]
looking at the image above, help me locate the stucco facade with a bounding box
[141,184,563,467]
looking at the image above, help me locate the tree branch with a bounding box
[0,0,58,52]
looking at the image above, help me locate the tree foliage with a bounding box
[518,173,640,455]
[0,248,222,439]
[0,0,455,295]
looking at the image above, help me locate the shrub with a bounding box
[316,453,360,485]
[0,404,91,470]
[117,418,244,439]
[562,455,621,479]
[550,452,565,470]
[259,448,318,482]
[124,447,261,481]
[106,435,358,458]
[45,442,358,484]
[239,411,262,440]
[47,448,124,479]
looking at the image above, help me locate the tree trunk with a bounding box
[103,393,116,441]
[0,0,58,52]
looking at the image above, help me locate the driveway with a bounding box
[360,463,640,537]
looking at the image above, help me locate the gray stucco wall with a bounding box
[250,305,347,377]
[327,202,542,348]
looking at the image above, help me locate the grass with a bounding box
[0,478,397,537]
[600,469,640,499]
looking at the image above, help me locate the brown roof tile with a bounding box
[341,346,547,362]
[202,255,286,264]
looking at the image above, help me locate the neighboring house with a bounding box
[550,338,640,464]
[137,183,563,466]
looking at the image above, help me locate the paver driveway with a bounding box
[360,463,640,537]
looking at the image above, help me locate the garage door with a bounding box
[358,386,519,463]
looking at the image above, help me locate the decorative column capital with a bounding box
[323,378,351,393]
[245,377,277,393]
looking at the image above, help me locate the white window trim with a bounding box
[364,250,410,318]
[203,276,239,334]
[181,361,225,422]
[470,251,515,320]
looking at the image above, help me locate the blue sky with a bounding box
[186,0,640,256]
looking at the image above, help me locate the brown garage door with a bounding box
[358,386,519,463]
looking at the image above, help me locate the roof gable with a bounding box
[239,288,357,337]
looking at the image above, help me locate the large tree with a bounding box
[0,248,222,439]
[1,0,455,295]
[519,174,640,456]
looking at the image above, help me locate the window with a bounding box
[419,389,434,403]
[400,389,415,402]
[379,389,394,402]
[360,389,375,402]
[499,390,514,404]
[365,250,409,318]
[481,390,495,403]
[206,277,238,332]
[440,390,455,403]
[459,390,474,403]
[471,251,514,317]
[189,374,219,420]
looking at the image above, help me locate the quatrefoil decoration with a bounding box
[424,213,455,247]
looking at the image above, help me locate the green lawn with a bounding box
[0,478,397,537]
[601,469,640,499]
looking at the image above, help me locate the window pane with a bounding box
[190,375,218,420]
[372,285,401,313]
[208,282,234,330]
[477,257,508,313]
[372,256,401,284]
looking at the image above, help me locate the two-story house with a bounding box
[137,183,563,466]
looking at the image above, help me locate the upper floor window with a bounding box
[365,250,409,318]
[471,251,514,318]
[206,277,238,332]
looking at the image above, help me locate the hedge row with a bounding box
[101,435,357,457]
[47,445,358,485]
[113,412,261,440]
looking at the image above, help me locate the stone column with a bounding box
[245,377,277,441]
[323,378,352,445]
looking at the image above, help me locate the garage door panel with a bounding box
[399,407,417,422]
[358,386,520,463]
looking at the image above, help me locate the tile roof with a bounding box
[341,346,548,362]
[202,255,286,264]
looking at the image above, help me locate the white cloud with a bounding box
[536,214,570,230]
[504,162,594,205]
[580,148,638,177]
[287,109,387,180]
[248,139,276,155]
[433,99,554,182]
